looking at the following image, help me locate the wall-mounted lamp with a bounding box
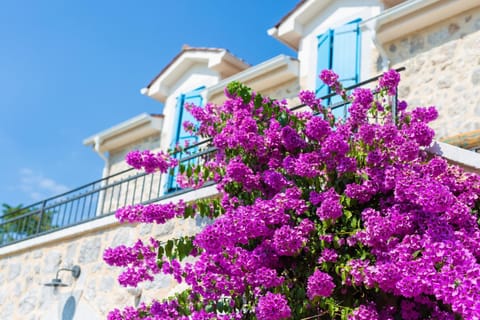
[44,265,81,288]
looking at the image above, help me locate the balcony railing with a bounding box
[0,141,216,247]
[0,68,403,247]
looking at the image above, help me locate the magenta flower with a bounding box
[319,69,340,87]
[307,269,335,299]
[256,292,291,320]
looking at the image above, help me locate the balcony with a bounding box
[0,70,404,247]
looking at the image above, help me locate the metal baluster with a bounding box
[392,90,398,125]
[123,178,130,207]
[116,183,122,212]
[130,175,138,206]
[148,174,154,200]
[87,193,94,218]
[36,200,47,234]
[155,173,160,198]
[67,199,74,225]
[140,174,146,202]
[107,185,115,214]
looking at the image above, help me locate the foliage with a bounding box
[104,70,480,319]
[0,203,57,244]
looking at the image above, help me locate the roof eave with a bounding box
[83,113,163,152]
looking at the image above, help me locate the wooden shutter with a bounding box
[315,30,333,99]
[167,86,204,192]
[331,19,361,120]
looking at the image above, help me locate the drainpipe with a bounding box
[364,19,390,71]
[94,136,109,216]
[94,136,109,178]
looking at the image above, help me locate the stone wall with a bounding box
[384,7,480,139]
[0,186,217,320]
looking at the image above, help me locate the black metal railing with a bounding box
[0,68,403,247]
[0,141,215,247]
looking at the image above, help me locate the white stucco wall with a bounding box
[159,64,220,153]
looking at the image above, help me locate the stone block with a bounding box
[78,238,101,264]
[111,227,133,247]
[99,276,115,292]
[409,35,425,54]
[471,68,480,85]
[18,293,36,314]
[44,251,62,273]
[8,263,21,280]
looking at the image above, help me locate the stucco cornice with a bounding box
[364,0,480,44]
[142,47,249,103]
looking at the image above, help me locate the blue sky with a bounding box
[0,1,297,206]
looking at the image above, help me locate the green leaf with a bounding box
[186,165,193,177]
[351,216,358,229]
[344,210,352,220]
[157,246,164,260]
[165,240,174,259]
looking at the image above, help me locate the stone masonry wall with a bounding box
[0,186,216,320]
[384,7,480,139]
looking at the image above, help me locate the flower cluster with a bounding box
[307,270,335,300]
[104,238,159,287]
[256,292,291,320]
[105,69,480,320]
[126,150,178,173]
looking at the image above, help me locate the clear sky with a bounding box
[0,1,297,206]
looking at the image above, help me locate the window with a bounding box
[316,19,361,120]
[166,86,204,193]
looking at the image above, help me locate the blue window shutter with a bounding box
[175,86,204,148]
[315,30,333,99]
[331,19,361,120]
[166,86,205,193]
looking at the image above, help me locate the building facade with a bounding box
[1,1,480,319]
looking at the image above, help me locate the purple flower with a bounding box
[126,150,178,173]
[307,270,335,299]
[256,292,291,320]
[305,116,330,142]
[262,170,288,193]
[349,303,379,320]
[272,225,305,256]
[318,248,338,263]
[281,125,306,152]
[299,90,322,109]
[319,69,340,87]
[315,188,343,221]
[379,69,400,95]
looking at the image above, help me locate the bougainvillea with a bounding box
[104,69,480,319]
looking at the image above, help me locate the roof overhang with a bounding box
[83,113,164,153]
[206,55,299,104]
[141,48,249,103]
[268,0,335,51]
[363,0,480,44]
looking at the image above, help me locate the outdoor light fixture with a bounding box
[44,265,81,288]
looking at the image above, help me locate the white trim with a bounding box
[83,113,163,153]
[143,50,249,103]
[0,185,219,258]
[427,140,480,171]
[363,0,480,43]
[268,0,336,51]
[206,55,299,103]
[83,113,161,146]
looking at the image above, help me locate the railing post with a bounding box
[392,90,398,125]
[36,200,47,234]
[96,180,107,216]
